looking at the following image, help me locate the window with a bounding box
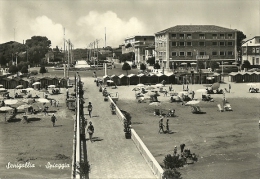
[256,48,259,53]
[228,34,233,39]
[179,52,185,56]
[179,42,185,46]
[220,34,225,39]
[220,51,225,56]
[252,57,255,65]
[172,34,177,39]
[252,48,255,53]
[227,51,233,55]
[227,42,233,46]
[186,42,192,46]
[243,47,247,54]
[187,52,192,56]
[212,42,218,46]
[199,34,205,39]
[172,52,177,56]
[212,34,217,39]
[172,42,177,46]
[220,42,225,46]
[199,52,205,55]
[144,38,146,41]
[256,58,259,65]
[180,34,185,39]
[187,34,192,39]
[199,42,205,46]
[212,51,217,56]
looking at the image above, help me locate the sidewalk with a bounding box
[81,77,156,179]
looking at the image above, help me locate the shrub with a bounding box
[163,154,185,169]
[163,169,182,179]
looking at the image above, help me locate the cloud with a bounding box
[75,11,147,48]
[29,16,65,48]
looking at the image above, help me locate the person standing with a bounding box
[158,117,165,134]
[87,121,94,142]
[259,119,260,129]
[229,84,231,93]
[173,146,177,156]
[164,89,168,97]
[88,102,93,118]
[51,113,57,127]
[180,143,186,153]
[191,91,195,100]
[166,119,169,133]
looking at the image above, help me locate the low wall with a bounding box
[108,96,164,179]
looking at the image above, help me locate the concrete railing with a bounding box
[107,96,164,179]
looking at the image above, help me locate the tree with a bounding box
[140,63,146,71]
[197,61,205,70]
[241,60,251,70]
[163,169,182,179]
[209,61,219,71]
[20,66,28,74]
[154,62,160,69]
[39,66,47,76]
[8,65,19,74]
[237,31,246,61]
[122,62,131,75]
[146,57,155,66]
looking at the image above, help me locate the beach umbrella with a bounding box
[132,87,140,91]
[136,83,145,87]
[0,84,3,88]
[186,100,200,105]
[25,88,34,91]
[246,83,257,87]
[107,80,114,83]
[36,98,50,103]
[149,101,161,106]
[32,82,41,86]
[0,88,7,92]
[146,86,156,90]
[16,85,24,89]
[22,98,35,104]
[4,99,18,105]
[190,62,197,65]
[155,84,163,88]
[211,82,220,90]
[181,62,187,65]
[17,104,32,110]
[0,106,13,112]
[48,85,56,88]
[196,89,207,93]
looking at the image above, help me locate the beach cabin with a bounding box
[167,74,175,84]
[137,74,148,84]
[103,75,110,84]
[39,77,52,89]
[118,74,128,86]
[111,75,120,85]
[147,73,158,84]
[157,74,168,84]
[128,74,138,85]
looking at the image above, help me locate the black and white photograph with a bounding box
[0,0,259,178]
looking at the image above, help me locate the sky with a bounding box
[0,0,259,49]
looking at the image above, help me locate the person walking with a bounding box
[51,113,57,127]
[191,91,195,100]
[259,119,260,129]
[166,119,169,133]
[158,117,165,134]
[229,84,231,93]
[164,89,168,97]
[87,121,94,142]
[88,102,93,118]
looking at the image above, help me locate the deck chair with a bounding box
[217,104,224,112]
[224,103,232,111]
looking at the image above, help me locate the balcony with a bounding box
[196,55,209,60]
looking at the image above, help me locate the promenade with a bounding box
[81,77,155,179]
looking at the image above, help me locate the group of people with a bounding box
[158,117,170,134]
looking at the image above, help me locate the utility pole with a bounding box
[105,27,106,48]
[96,39,100,70]
[93,41,96,68]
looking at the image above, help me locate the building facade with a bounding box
[241,36,260,66]
[155,25,238,71]
[122,36,155,65]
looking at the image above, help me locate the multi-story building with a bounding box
[122,36,155,65]
[241,36,260,66]
[155,25,238,71]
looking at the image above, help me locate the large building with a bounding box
[155,25,238,71]
[241,36,260,66]
[122,36,155,65]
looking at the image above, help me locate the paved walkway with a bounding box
[81,77,156,179]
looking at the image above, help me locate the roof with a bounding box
[118,74,126,78]
[155,25,237,34]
